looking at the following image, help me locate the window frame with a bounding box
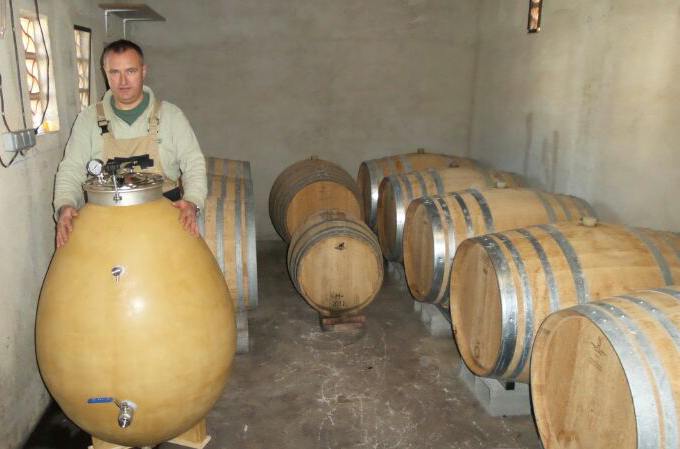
[74,25,92,111]
[19,12,59,133]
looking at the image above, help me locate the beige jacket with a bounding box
[54,86,207,214]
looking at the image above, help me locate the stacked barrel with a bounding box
[357,149,680,449]
[201,157,258,352]
[400,171,680,448]
[270,157,383,318]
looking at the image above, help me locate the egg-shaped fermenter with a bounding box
[36,172,236,447]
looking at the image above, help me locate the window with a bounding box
[20,14,58,133]
[74,26,91,111]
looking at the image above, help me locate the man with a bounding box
[54,39,206,247]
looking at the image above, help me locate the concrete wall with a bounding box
[131,0,481,239]
[469,0,680,230]
[0,2,109,447]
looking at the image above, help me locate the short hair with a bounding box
[101,39,144,69]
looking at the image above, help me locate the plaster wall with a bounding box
[131,0,481,238]
[469,0,680,230]
[0,1,108,447]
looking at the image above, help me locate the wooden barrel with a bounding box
[357,150,478,231]
[377,166,523,261]
[449,222,680,382]
[531,287,680,449]
[270,158,363,242]
[205,157,250,178]
[287,209,383,317]
[199,162,258,311]
[403,188,596,305]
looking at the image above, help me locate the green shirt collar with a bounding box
[110,92,150,126]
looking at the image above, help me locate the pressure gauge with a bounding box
[87,159,104,177]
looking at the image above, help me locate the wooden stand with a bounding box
[89,419,211,449]
[320,314,366,332]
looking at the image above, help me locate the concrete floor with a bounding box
[25,240,541,449]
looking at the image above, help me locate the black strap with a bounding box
[163,187,182,202]
[98,119,110,135]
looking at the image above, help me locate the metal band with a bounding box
[390,175,409,260]
[220,176,227,198]
[533,190,557,222]
[553,194,573,221]
[497,234,534,380]
[593,301,676,449]
[366,161,381,230]
[234,163,245,312]
[567,195,588,218]
[573,195,598,218]
[477,235,518,378]
[421,197,446,304]
[481,169,494,187]
[660,233,680,266]
[539,224,589,304]
[398,155,413,173]
[516,228,560,311]
[387,156,398,177]
[412,171,428,197]
[515,229,560,312]
[398,174,414,200]
[216,199,226,273]
[619,295,680,352]
[573,304,660,449]
[244,162,258,308]
[652,287,680,301]
[432,195,456,305]
[427,169,445,195]
[449,192,475,237]
[628,227,674,285]
[468,188,495,233]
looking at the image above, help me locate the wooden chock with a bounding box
[320,314,367,332]
[169,419,212,449]
[89,437,128,449]
[89,419,211,449]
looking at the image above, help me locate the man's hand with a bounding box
[172,199,200,237]
[56,206,79,248]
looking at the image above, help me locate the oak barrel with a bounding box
[449,222,680,381]
[199,161,258,311]
[357,150,478,231]
[205,157,251,178]
[377,166,523,261]
[531,287,680,449]
[403,188,596,304]
[287,209,383,316]
[270,158,363,242]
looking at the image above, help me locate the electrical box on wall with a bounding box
[2,129,37,152]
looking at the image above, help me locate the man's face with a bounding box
[103,49,147,109]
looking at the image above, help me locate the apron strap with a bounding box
[148,99,162,137]
[95,102,110,135]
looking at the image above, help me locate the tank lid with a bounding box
[83,172,164,206]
